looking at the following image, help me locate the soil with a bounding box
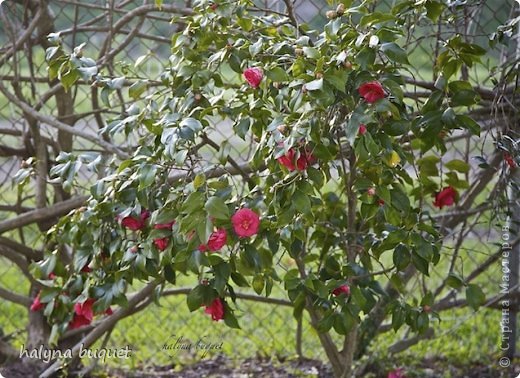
[1,355,518,377]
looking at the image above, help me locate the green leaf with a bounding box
[193,173,206,190]
[466,284,485,310]
[252,274,265,295]
[425,0,444,22]
[303,47,320,59]
[139,164,157,189]
[204,196,229,220]
[249,38,263,57]
[393,244,411,271]
[305,78,323,91]
[186,285,214,311]
[445,159,470,173]
[214,263,230,295]
[293,190,311,214]
[390,188,410,212]
[230,272,250,287]
[412,252,429,276]
[448,81,479,106]
[455,115,480,136]
[307,167,324,188]
[164,264,176,284]
[266,67,290,82]
[381,42,409,64]
[356,47,376,69]
[129,80,148,99]
[416,312,429,333]
[61,69,80,91]
[446,273,465,289]
[392,306,405,331]
[179,117,203,135]
[316,313,334,332]
[223,304,241,329]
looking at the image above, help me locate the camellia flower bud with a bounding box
[243,67,263,88]
[326,10,337,19]
[277,124,287,134]
[336,3,346,15]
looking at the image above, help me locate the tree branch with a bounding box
[0,196,88,235]
[0,287,31,307]
[0,80,129,159]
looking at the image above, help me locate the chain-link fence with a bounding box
[0,0,517,372]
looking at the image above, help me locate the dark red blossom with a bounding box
[69,298,95,329]
[231,208,260,238]
[358,81,385,103]
[204,298,225,321]
[153,237,169,251]
[120,209,150,231]
[200,228,227,252]
[332,285,350,296]
[277,148,316,172]
[30,292,44,312]
[433,186,458,209]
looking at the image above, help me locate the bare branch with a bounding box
[0,80,129,159]
[0,7,42,67]
[0,196,88,235]
[388,328,435,354]
[0,236,42,260]
[0,287,31,307]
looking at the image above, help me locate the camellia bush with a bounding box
[23,0,516,377]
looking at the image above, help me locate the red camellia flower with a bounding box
[153,237,169,251]
[378,199,385,206]
[243,67,263,88]
[504,153,516,168]
[204,298,225,321]
[105,307,114,316]
[30,292,44,312]
[201,228,227,252]
[433,186,458,209]
[48,272,57,280]
[154,221,175,230]
[358,124,367,135]
[277,148,316,171]
[387,368,406,378]
[120,209,150,231]
[332,284,350,296]
[69,298,95,329]
[231,208,260,238]
[358,81,385,103]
